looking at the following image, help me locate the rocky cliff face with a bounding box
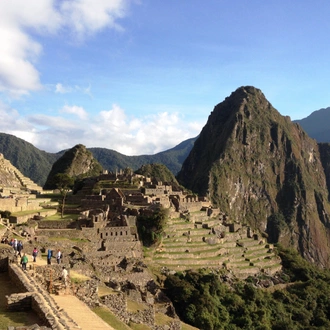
[44,144,103,190]
[177,86,330,267]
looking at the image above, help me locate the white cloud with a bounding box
[60,0,129,38]
[55,83,72,94]
[55,83,93,97]
[0,102,203,155]
[60,105,88,120]
[0,0,132,96]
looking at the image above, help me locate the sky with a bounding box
[1,0,330,155]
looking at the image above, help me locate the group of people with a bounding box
[47,249,63,265]
[2,237,68,286]
[17,245,63,271]
[2,238,24,257]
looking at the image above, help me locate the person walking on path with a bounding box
[61,266,68,287]
[17,241,23,257]
[47,249,52,265]
[21,253,28,271]
[56,249,62,264]
[32,247,38,262]
[13,239,18,255]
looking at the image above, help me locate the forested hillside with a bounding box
[165,246,330,329]
[0,133,197,186]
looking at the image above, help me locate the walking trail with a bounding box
[51,295,115,330]
[29,256,115,330]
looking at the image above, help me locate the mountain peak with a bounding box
[177,86,330,267]
[44,144,103,189]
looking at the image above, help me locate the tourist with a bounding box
[61,266,68,287]
[17,240,23,257]
[21,253,28,271]
[47,249,52,265]
[56,249,62,264]
[13,238,18,255]
[32,247,38,262]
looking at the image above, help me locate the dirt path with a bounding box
[28,256,115,329]
[51,294,115,330]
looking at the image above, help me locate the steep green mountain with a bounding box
[177,86,330,267]
[0,133,61,186]
[89,136,197,175]
[0,133,196,187]
[135,163,179,184]
[43,144,103,189]
[294,107,330,142]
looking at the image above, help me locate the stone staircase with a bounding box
[152,212,282,278]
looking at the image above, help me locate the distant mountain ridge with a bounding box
[0,133,60,187]
[0,132,197,186]
[294,107,330,142]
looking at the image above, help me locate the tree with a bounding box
[54,173,74,218]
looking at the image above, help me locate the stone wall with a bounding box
[99,226,132,239]
[0,197,42,213]
[9,209,57,224]
[7,263,68,329]
[73,280,99,307]
[179,201,203,212]
[37,219,85,229]
[102,241,143,258]
[101,293,127,321]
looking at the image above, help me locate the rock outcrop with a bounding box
[44,144,103,189]
[177,86,330,267]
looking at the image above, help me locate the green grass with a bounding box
[127,299,148,312]
[11,209,50,216]
[92,306,132,330]
[45,237,88,243]
[129,322,152,330]
[155,312,175,326]
[43,213,79,220]
[98,285,116,297]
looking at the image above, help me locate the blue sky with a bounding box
[1,0,330,155]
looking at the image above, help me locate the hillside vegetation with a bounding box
[0,133,59,186]
[135,163,179,184]
[164,246,330,330]
[0,133,197,186]
[43,144,103,190]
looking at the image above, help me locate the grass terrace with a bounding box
[10,209,51,217]
[44,213,80,220]
[93,306,132,330]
